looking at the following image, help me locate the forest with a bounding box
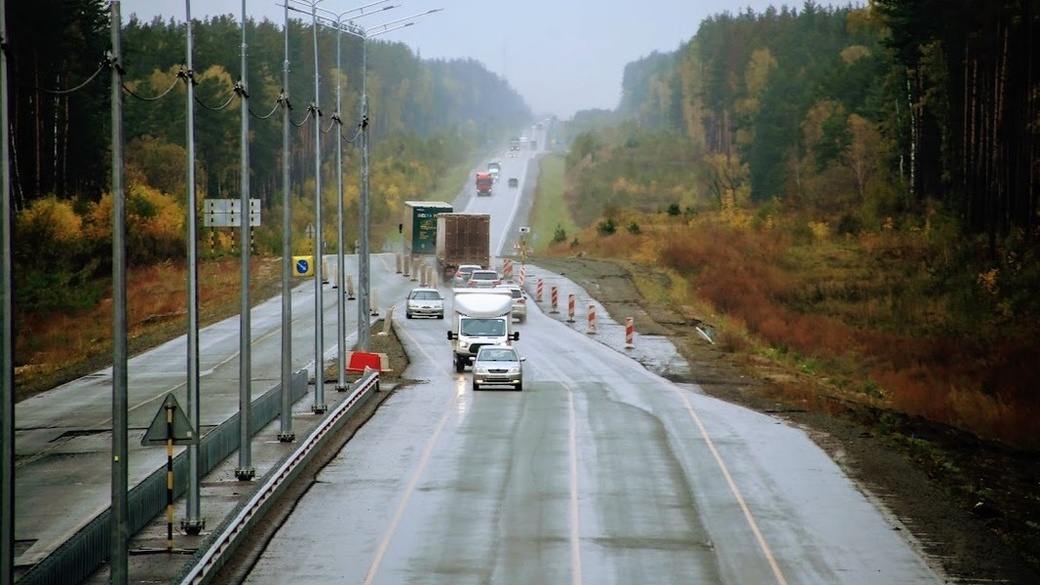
[4,0,529,314]
[549,0,1039,447]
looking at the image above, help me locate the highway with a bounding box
[13,125,947,584]
[237,133,947,584]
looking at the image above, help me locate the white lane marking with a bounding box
[567,384,584,585]
[361,322,462,585]
[675,388,789,585]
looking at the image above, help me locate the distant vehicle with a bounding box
[436,213,491,279]
[466,269,501,288]
[496,283,527,322]
[508,136,521,151]
[453,264,483,287]
[447,289,518,372]
[508,177,518,188]
[471,345,525,391]
[405,287,445,319]
[487,161,502,181]
[475,172,493,196]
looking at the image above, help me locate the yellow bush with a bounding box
[18,197,83,244]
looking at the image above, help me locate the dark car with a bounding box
[508,178,519,188]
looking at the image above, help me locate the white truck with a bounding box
[447,289,519,372]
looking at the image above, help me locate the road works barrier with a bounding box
[587,304,597,335]
[567,294,576,323]
[395,253,402,273]
[624,317,635,349]
[536,278,543,302]
[345,274,356,300]
[502,258,513,280]
[550,286,559,313]
[518,266,526,285]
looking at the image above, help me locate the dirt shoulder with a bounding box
[528,254,1039,585]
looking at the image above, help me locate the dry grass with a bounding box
[551,211,1040,448]
[15,256,285,400]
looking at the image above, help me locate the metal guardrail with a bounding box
[16,370,309,585]
[175,370,380,584]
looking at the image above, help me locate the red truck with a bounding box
[475,172,493,196]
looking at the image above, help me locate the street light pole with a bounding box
[278,0,295,442]
[308,0,327,414]
[354,9,441,352]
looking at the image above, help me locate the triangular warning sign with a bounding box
[141,393,197,445]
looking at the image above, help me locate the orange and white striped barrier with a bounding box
[550,286,559,313]
[518,266,526,285]
[567,293,576,323]
[587,304,597,335]
[536,278,543,302]
[624,317,634,349]
[502,258,513,280]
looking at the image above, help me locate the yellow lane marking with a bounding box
[361,323,461,585]
[675,389,789,585]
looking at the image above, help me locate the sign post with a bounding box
[141,394,196,552]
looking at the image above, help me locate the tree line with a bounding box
[4,0,530,211]
[609,0,1038,248]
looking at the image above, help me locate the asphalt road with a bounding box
[239,135,947,584]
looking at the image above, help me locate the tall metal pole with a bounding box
[0,0,15,580]
[108,3,129,583]
[182,0,203,534]
[358,37,371,351]
[310,2,327,413]
[334,21,348,392]
[278,0,295,442]
[236,0,255,480]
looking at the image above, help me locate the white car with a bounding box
[496,284,527,323]
[405,287,444,319]
[453,264,483,287]
[471,345,525,391]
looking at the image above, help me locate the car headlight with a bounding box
[506,367,520,375]
[473,367,489,375]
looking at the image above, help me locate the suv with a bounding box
[453,264,482,287]
[496,284,527,322]
[466,269,502,288]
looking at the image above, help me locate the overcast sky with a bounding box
[119,0,840,119]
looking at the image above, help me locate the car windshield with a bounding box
[479,348,517,362]
[461,319,505,336]
[410,290,440,300]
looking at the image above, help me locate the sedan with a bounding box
[471,345,524,391]
[405,287,444,319]
[496,284,527,323]
[453,264,482,287]
[466,269,502,288]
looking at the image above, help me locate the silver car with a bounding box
[453,264,482,287]
[405,287,444,319]
[466,269,502,288]
[471,345,525,391]
[496,284,527,323]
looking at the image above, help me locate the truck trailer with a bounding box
[435,213,491,280]
[402,200,453,257]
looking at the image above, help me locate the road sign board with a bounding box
[141,393,196,445]
[203,198,262,227]
[293,255,314,277]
